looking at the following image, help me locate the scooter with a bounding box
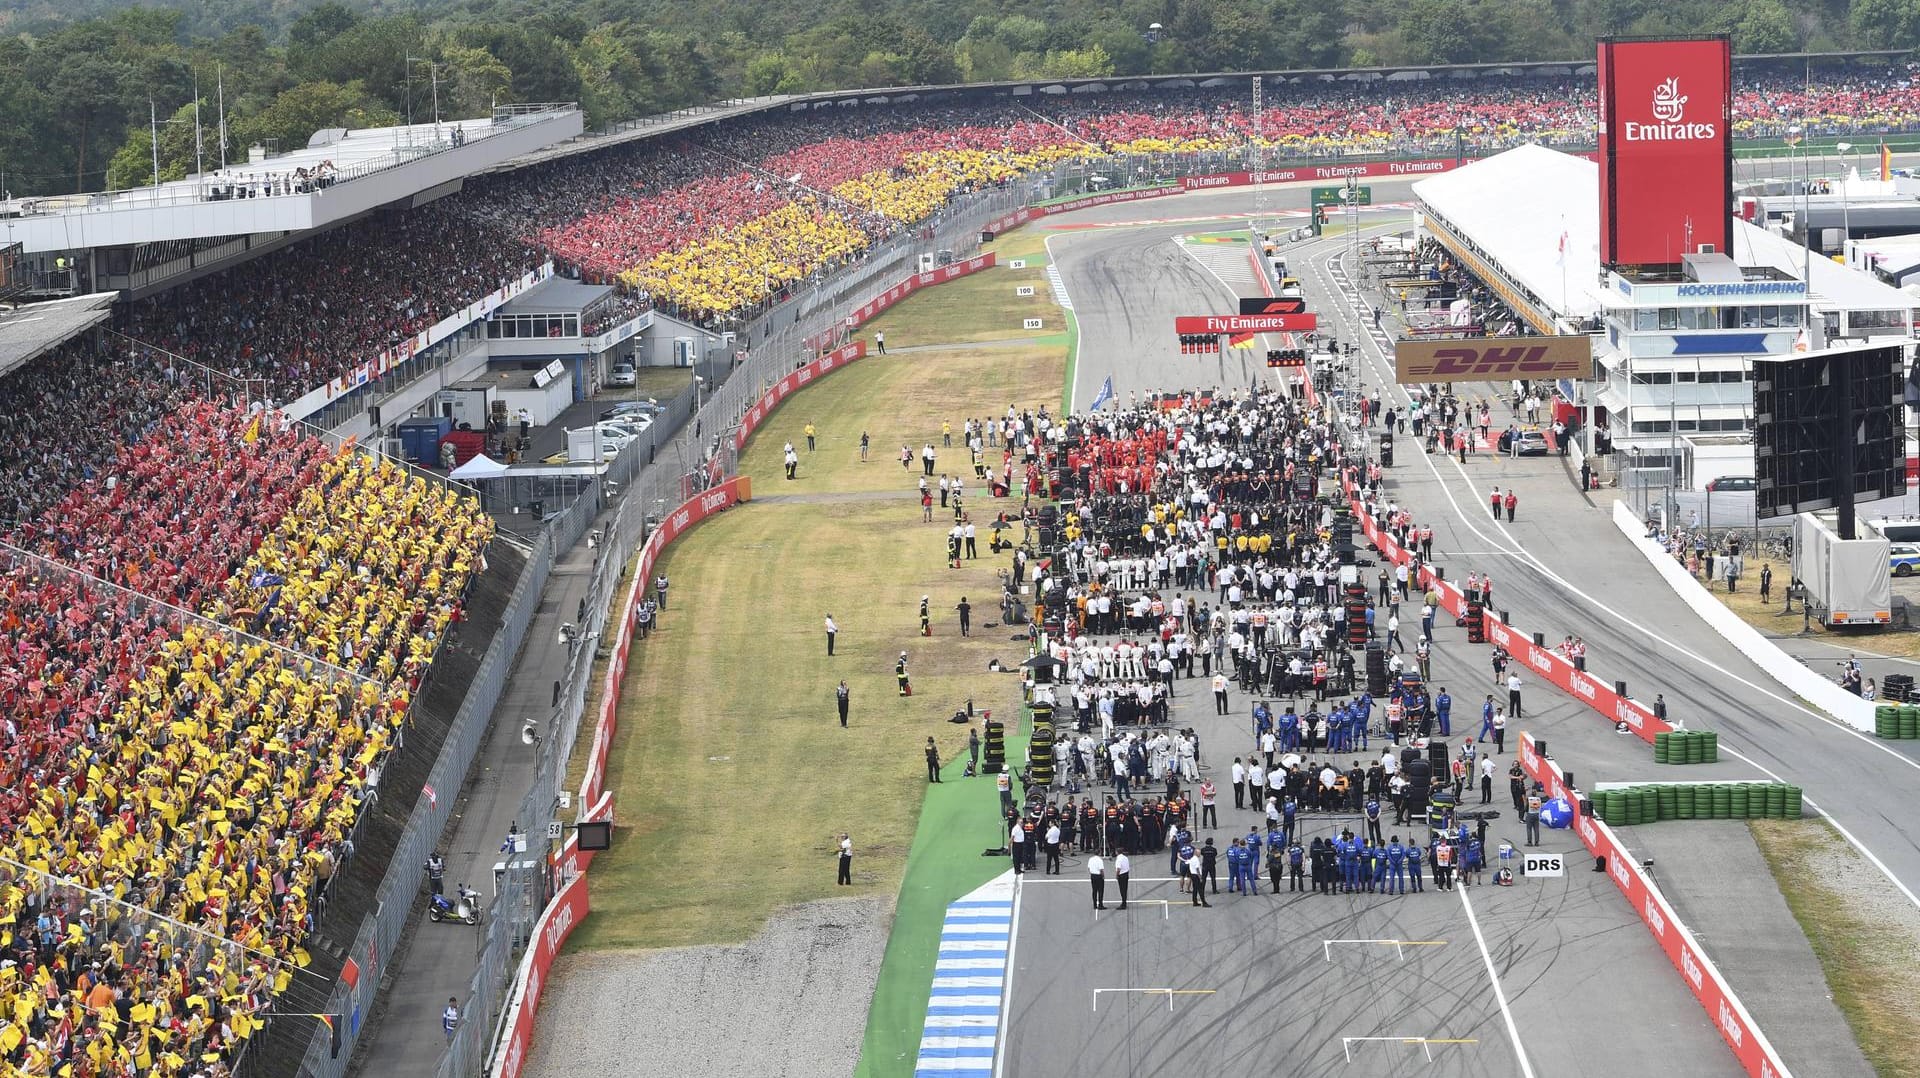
[428,884,481,925]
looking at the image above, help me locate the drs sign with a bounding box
[1597,36,1733,266]
[1524,853,1566,877]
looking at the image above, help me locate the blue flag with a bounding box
[1090,375,1114,411]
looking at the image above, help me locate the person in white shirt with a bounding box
[1188,851,1211,906]
[1010,820,1026,875]
[1114,853,1132,909]
[1231,757,1248,809]
[1507,671,1524,718]
[1479,755,1498,804]
[1089,854,1107,909]
[824,614,838,656]
[1045,822,1063,874]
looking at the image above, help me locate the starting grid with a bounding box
[1322,937,1450,962]
[1343,1037,1480,1062]
[1091,988,1217,1012]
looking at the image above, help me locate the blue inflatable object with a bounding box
[1540,797,1575,829]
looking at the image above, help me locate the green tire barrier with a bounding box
[1653,728,1720,763]
[1875,704,1920,740]
[1595,781,1801,825]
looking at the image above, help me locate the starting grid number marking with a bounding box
[1095,898,1178,920]
[1091,988,1216,1013]
[1322,939,1449,962]
[1342,1036,1479,1063]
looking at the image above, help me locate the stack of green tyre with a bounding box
[1711,784,1733,819]
[1654,728,1721,763]
[1598,782,1800,823]
[1903,706,1920,740]
[1875,705,1899,738]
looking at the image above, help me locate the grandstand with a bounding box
[3,53,1920,1078]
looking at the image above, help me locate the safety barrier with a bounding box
[1609,500,1875,731]
[983,188,1181,236]
[485,874,591,1078]
[1518,733,1794,1078]
[488,250,998,1078]
[841,252,999,333]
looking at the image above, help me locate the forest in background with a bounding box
[0,0,1908,196]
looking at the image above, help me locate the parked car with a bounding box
[607,362,637,387]
[1706,475,1757,493]
[1497,429,1549,456]
[590,421,641,445]
[598,416,653,439]
[600,399,665,420]
[1892,542,1920,577]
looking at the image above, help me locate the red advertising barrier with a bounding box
[1518,733,1790,1078]
[843,252,997,329]
[489,874,590,1078]
[493,244,1021,1078]
[1344,487,1671,741]
[737,341,868,451]
[983,185,1183,236]
[1183,158,1461,190]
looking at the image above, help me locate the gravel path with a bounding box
[527,894,894,1078]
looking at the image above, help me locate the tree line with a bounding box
[0,0,1904,197]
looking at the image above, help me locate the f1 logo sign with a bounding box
[1239,297,1307,315]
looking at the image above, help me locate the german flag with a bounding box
[1228,332,1259,350]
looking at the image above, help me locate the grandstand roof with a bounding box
[0,292,114,379]
[1413,145,1916,320]
[0,107,582,255]
[1412,144,1605,320]
[499,276,613,315]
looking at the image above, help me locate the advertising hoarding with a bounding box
[1393,336,1593,384]
[1597,37,1733,266]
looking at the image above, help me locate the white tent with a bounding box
[449,453,511,480]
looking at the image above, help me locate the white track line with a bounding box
[1044,233,1081,413]
[1458,887,1535,1078]
[991,872,1024,1078]
[1304,238,1920,911]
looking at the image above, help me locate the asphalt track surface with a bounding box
[1009,188,1751,1078]
[1053,178,1920,906]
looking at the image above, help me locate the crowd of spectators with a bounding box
[24,68,1903,414]
[117,202,541,405]
[0,63,1914,1075]
[0,388,491,1075]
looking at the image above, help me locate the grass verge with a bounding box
[1750,818,1920,1077]
[1701,554,1920,663]
[569,336,1059,951]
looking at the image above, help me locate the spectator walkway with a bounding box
[348,388,716,1075]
